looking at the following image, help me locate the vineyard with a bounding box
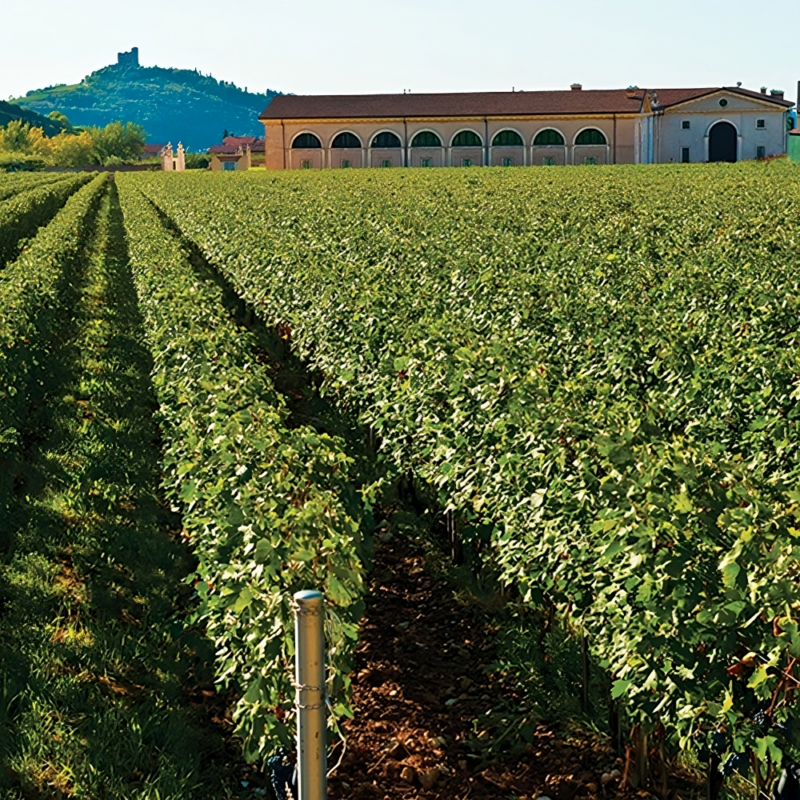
[1,162,799,799]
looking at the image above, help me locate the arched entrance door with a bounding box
[709,122,737,162]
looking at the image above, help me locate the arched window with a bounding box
[411,131,442,147]
[372,131,402,148]
[332,132,361,149]
[451,130,482,147]
[493,130,524,147]
[533,129,565,146]
[292,133,322,149]
[575,128,607,145]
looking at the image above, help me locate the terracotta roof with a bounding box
[224,136,262,146]
[209,136,265,154]
[260,89,647,120]
[260,86,793,121]
[653,86,793,109]
[143,143,166,154]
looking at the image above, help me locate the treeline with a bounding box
[0,117,146,169]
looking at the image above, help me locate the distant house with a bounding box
[210,150,252,171]
[208,135,265,156]
[142,143,167,159]
[208,135,263,171]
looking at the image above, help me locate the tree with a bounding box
[86,121,146,164]
[0,119,147,167]
[46,110,71,129]
[43,129,94,166]
[0,119,40,152]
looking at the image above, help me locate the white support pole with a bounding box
[294,590,327,800]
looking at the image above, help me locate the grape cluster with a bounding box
[721,752,749,777]
[266,750,297,800]
[751,702,793,736]
[773,763,800,800]
[710,730,727,755]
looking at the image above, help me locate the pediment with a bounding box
[663,90,786,114]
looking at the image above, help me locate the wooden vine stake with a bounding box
[580,635,590,713]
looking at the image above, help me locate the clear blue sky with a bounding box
[1,0,795,104]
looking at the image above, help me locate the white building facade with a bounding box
[636,87,790,164]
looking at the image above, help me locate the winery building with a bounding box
[259,84,792,170]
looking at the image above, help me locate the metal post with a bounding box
[294,590,327,800]
[580,634,590,712]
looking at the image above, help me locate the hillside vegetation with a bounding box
[0,100,67,137]
[12,62,281,151]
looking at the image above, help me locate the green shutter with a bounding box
[533,129,566,146]
[293,133,322,149]
[452,130,482,147]
[332,132,361,148]
[411,131,443,147]
[493,130,524,147]
[575,129,607,146]
[372,132,402,148]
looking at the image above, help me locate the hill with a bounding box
[11,53,282,151]
[0,100,68,137]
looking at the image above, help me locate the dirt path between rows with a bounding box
[328,535,625,800]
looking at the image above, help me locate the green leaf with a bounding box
[754,735,782,768]
[611,679,633,699]
[178,479,198,503]
[673,493,693,514]
[747,666,771,689]
[721,562,740,588]
[254,538,272,563]
[233,587,254,613]
[600,541,623,562]
[243,679,262,704]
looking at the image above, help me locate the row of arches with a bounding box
[292,127,609,149]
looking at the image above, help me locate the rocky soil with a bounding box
[328,535,630,800]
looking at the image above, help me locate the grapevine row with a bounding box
[117,180,370,762]
[0,172,75,202]
[0,174,106,515]
[0,173,91,268]
[131,164,800,772]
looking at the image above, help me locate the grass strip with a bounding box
[0,174,105,522]
[0,185,250,799]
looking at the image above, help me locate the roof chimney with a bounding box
[771,89,785,99]
[570,83,582,91]
[761,86,768,95]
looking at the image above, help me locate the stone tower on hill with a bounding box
[117,47,139,68]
